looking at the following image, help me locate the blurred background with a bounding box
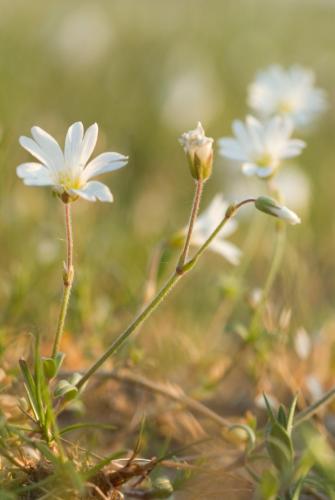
[1,1,335,495]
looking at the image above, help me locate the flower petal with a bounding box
[19,136,54,169]
[31,126,64,170]
[80,123,98,165]
[70,180,113,202]
[241,163,259,176]
[209,240,242,265]
[83,152,128,181]
[17,162,54,186]
[64,122,84,167]
[218,138,247,161]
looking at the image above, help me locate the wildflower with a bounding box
[255,196,301,225]
[248,65,327,128]
[294,328,311,360]
[17,122,128,202]
[179,122,214,181]
[219,115,305,179]
[187,194,241,264]
[276,166,311,213]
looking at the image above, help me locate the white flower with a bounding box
[17,122,128,202]
[276,166,311,213]
[248,65,327,129]
[179,122,214,180]
[218,115,305,178]
[255,196,301,225]
[187,194,241,265]
[294,328,311,360]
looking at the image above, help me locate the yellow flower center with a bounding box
[278,100,294,113]
[257,153,273,167]
[58,170,83,190]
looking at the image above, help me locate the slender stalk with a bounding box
[142,241,165,305]
[294,386,335,426]
[76,272,181,390]
[188,198,256,267]
[176,179,203,273]
[76,198,255,391]
[249,181,286,333]
[250,223,286,332]
[51,202,74,358]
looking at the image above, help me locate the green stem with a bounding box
[188,198,256,268]
[52,202,74,358]
[294,386,335,426]
[76,272,181,390]
[176,179,203,273]
[250,182,286,333]
[76,198,256,391]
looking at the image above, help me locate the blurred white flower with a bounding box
[276,166,311,213]
[162,70,219,130]
[37,238,59,264]
[219,115,305,178]
[187,194,241,265]
[248,65,327,129]
[306,375,324,402]
[179,122,214,181]
[294,327,312,360]
[51,5,112,70]
[17,122,128,203]
[255,393,279,411]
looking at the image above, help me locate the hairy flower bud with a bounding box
[179,122,214,181]
[255,196,301,225]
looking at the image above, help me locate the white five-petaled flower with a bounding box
[179,121,214,181]
[186,194,241,265]
[218,115,305,179]
[17,121,128,202]
[248,65,327,129]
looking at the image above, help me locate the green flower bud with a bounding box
[54,380,78,401]
[152,477,174,498]
[255,196,301,225]
[179,122,214,181]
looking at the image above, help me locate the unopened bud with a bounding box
[255,196,301,225]
[179,122,214,181]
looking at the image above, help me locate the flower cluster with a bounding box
[247,64,327,129]
[219,64,326,180]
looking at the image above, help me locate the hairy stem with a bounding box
[76,198,255,391]
[76,272,181,390]
[52,202,74,358]
[176,179,203,273]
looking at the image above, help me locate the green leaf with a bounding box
[42,358,57,380]
[59,422,117,436]
[291,477,305,500]
[54,380,78,401]
[263,393,276,423]
[83,450,126,480]
[260,470,279,499]
[266,422,294,474]
[286,394,298,436]
[277,405,287,428]
[228,424,256,454]
[33,333,45,426]
[19,359,39,421]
